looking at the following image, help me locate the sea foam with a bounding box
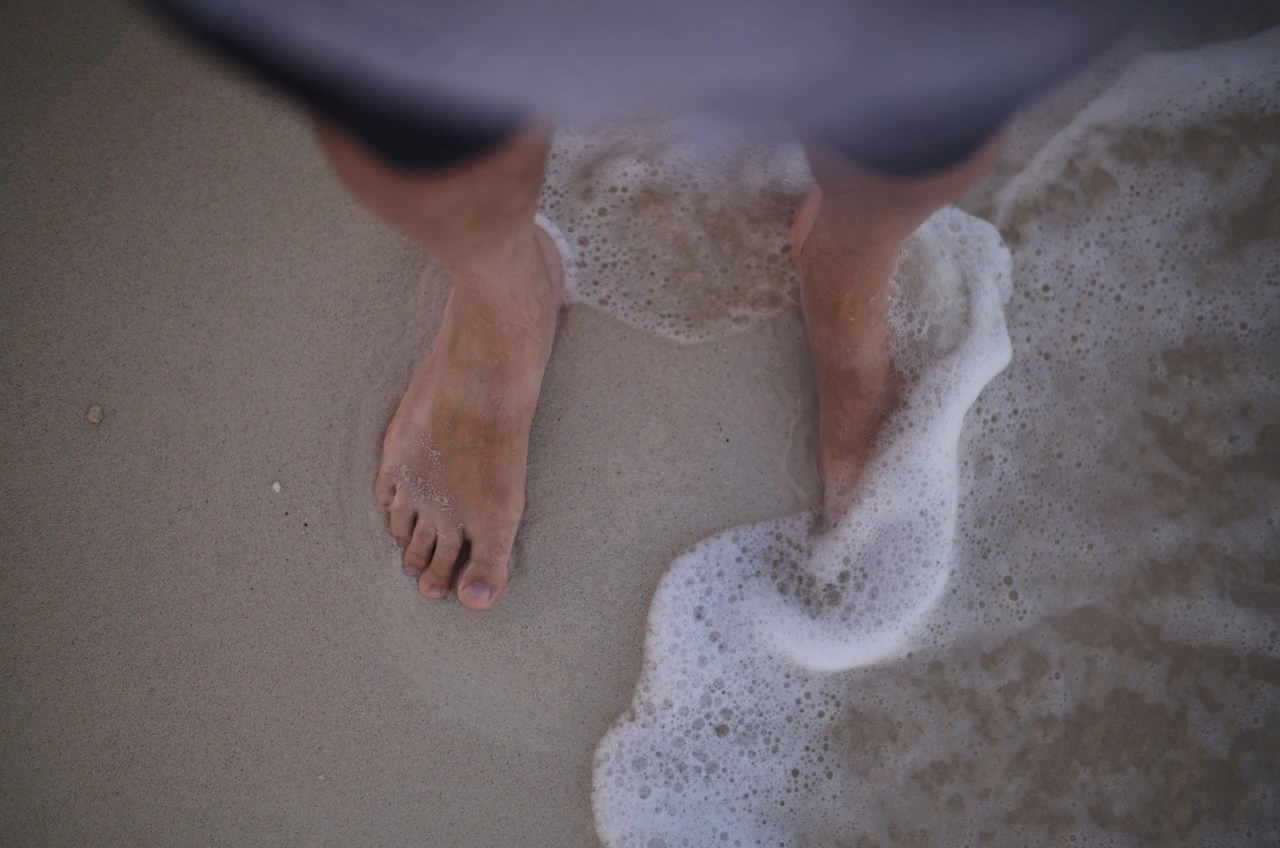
[588,28,1280,848]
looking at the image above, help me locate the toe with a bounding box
[375,466,396,509]
[419,531,461,600]
[387,490,417,546]
[403,518,436,573]
[456,538,513,611]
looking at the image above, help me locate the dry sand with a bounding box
[1,3,817,845]
[2,2,1275,847]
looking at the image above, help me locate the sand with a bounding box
[1,4,817,844]
[1,2,1275,847]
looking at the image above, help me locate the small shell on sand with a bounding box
[272,481,282,493]
[85,404,104,425]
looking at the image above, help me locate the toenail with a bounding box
[402,564,421,578]
[461,582,493,605]
[423,585,446,599]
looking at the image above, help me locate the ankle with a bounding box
[796,217,896,377]
[440,222,559,300]
[799,222,897,315]
[439,252,561,386]
[430,211,533,270]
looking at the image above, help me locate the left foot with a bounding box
[792,187,897,516]
[375,223,564,610]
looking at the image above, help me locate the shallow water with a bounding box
[580,29,1280,847]
[540,120,810,342]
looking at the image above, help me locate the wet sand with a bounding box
[2,2,1275,847]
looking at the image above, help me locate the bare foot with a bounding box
[376,224,564,610]
[792,187,897,516]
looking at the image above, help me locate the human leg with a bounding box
[795,131,1004,514]
[317,122,561,610]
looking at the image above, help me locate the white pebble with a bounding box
[85,404,104,425]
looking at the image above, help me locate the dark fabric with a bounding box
[816,104,1008,175]
[813,7,1127,175]
[150,0,1132,175]
[149,0,521,169]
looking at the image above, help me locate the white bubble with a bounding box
[593,28,1280,848]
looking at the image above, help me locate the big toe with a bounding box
[456,541,513,611]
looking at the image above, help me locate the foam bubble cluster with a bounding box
[539,119,810,342]
[594,28,1280,847]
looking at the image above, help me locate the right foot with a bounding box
[792,135,1003,517]
[792,187,897,517]
[375,224,564,610]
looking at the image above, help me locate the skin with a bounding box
[794,132,1006,513]
[316,119,1003,610]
